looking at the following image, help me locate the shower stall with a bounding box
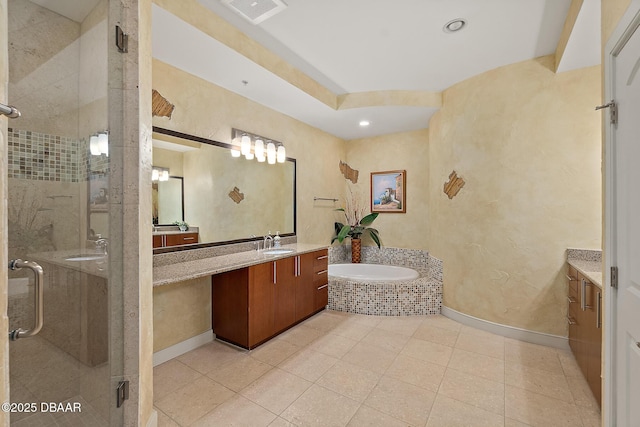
[4,0,125,424]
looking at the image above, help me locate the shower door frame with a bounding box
[0,0,154,425]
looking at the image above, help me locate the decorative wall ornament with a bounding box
[339,161,359,183]
[228,187,245,204]
[444,170,465,199]
[371,170,406,213]
[152,89,175,118]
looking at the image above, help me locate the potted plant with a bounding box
[173,220,189,231]
[331,194,381,263]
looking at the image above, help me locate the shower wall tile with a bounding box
[6,128,91,182]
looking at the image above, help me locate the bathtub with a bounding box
[327,263,442,316]
[328,263,419,282]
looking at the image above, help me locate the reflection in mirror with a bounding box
[152,127,296,251]
[152,176,184,224]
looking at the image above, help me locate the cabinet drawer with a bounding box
[315,283,328,311]
[313,270,328,286]
[567,266,579,299]
[165,232,198,247]
[313,251,328,272]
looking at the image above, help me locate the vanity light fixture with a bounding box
[89,131,109,156]
[152,166,170,182]
[231,128,286,165]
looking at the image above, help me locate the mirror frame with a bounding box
[152,126,297,254]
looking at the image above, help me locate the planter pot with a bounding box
[178,225,187,231]
[351,238,362,263]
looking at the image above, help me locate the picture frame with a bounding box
[371,170,406,213]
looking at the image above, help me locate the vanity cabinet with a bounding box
[212,249,328,349]
[567,265,602,406]
[153,232,199,248]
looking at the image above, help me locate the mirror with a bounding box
[152,176,184,225]
[152,127,296,251]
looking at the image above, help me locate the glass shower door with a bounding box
[5,1,119,425]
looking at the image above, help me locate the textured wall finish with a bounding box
[428,56,602,336]
[153,277,212,352]
[344,129,429,250]
[152,59,346,245]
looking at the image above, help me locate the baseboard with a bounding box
[147,409,158,427]
[441,306,569,350]
[153,329,214,366]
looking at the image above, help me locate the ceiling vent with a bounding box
[221,0,288,25]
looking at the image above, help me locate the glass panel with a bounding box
[6,0,117,424]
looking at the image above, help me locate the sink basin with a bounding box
[263,249,294,255]
[65,254,106,262]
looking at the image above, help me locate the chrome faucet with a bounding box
[263,232,273,251]
[95,238,108,256]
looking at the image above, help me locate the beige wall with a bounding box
[344,130,429,249]
[153,278,211,352]
[152,59,346,244]
[603,0,632,44]
[428,56,602,336]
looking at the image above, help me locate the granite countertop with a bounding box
[153,227,199,236]
[28,249,108,278]
[153,243,328,287]
[567,248,603,288]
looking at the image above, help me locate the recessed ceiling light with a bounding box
[359,120,370,127]
[443,18,467,33]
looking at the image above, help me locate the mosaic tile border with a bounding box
[328,245,444,316]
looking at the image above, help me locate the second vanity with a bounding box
[153,243,328,351]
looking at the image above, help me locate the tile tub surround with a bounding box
[153,242,325,287]
[567,248,603,287]
[328,246,443,316]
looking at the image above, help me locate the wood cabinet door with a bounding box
[295,252,316,319]
[152,235,164,248]
[248,262,275,347]
[212,268,249,348]
[273,257,297,333]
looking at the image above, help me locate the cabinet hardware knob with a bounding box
[567,316,576,325]
[317,270,328,275]
[566,275,576,281]
[567,296,577,304]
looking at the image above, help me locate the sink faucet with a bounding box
[95,238,108,256]
[263,232,273,251]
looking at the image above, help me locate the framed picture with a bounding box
[89,173,109,212]
[371,170,406,213]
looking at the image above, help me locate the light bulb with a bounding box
[230,137,241,157]
[160,170,169,181]
[152,169,159,181]
[240,135,251,155]
[245,152,255,160]
[266,142,276,164]
[254,139,264,158]
[89,135,100,155]
[97,132,109,156]
[256,154,266,162]
[277,145,286,163]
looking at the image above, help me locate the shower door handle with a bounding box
[0,102,21,118]
[8,259,44,340]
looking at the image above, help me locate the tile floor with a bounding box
[154,310,601,427]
